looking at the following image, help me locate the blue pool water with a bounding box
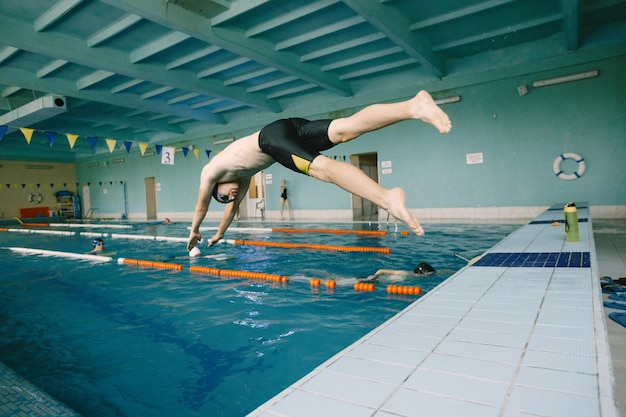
[0,221,520,417]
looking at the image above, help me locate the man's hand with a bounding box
[207,232,224,247]
[187,231,202,251]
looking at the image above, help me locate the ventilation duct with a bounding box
[0,95,67,131]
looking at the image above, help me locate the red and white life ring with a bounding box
[553,152,585,180]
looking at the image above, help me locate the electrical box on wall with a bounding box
[466,153,484,165]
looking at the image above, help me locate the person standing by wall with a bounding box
[280,179,293,220]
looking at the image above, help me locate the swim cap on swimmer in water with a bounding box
[414,262,435,275]
[92,238,104,248]
[212,185,231,204]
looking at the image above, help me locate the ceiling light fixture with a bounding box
[213,137,234,145]
[532,70,598,88]
[434,96,461,105]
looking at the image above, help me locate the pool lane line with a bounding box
[48,223,132,228]
[271,227,387,236]
[194,226,391,237]
[189,265,287,282]
[117,257,184,271]
[5,246,113,262]
[220,239,391,254]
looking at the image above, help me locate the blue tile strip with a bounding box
[529,218,588,225]
[472,252,591,268]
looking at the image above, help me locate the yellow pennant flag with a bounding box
[20,128,35,144]
[66,133,79,149]
[139,142,148,156]
[105,138,117,153]
[193,149,199,159]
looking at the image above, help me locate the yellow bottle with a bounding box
[564,202,580,242]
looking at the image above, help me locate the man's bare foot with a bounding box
[385,187,425,236]
[410,90,452,134]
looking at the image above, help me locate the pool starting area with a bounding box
[248,204,619,417]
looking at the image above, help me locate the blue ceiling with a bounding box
[0,0,624,162]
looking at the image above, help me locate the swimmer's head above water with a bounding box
[414,262,435,275]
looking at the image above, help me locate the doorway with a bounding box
[144,177,157,220]
[246,171,265,219]
[350,152,378,221]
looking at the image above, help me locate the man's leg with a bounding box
[307,156,424,236]
[328,90,451,143]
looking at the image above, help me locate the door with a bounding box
[350,152,378,221]
[144,177,157,220]
[246,171,265,218]
[82,185,91,218]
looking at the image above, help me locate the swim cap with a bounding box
[414,262,435,275]
[92,238,104,248]
[212,185,231,204]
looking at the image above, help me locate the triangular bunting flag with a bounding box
[0,125,7,141]
[66,133,79,149]
[88,136,98,150]
[205,150,212,159]
[36,184,41,188]
[105,138,116,153]
[194,149,199,159]
[139,142,148,156]
[124,141,132,153]
[20,128,35,144]
[182,147,189,157]
[155,144,163,155]
[45,131,57,147]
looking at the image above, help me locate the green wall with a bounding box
[76,55,625,219]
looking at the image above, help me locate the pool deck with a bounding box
[249,205,622,417]
[0,206,624,417]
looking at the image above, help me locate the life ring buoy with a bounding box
[29,192,43,204]
[553,152,585,180]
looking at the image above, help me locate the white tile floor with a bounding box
[249,206,620,417]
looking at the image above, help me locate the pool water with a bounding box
[0,221,520,417]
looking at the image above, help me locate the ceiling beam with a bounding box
[562,0,580,50]
[0,12,278,115]
[100,0,353,96]
[342,0,446,77]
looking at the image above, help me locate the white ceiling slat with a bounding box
[410,0,517,30]
[432,14,562,52]
[321,46,402,71]
[343,0,446,76]
[87,14,143,47]
[0,46,20,64]
[166,92,201,105]
[275,16,366,51]
[246,0,340,37]
[130,31,191,63]
[300,33,385,62]
[76,69,115,90]
[110,78,144,94]
[223,67,276,86]
[37,59,69,78]
[140,86,174,100]
[197,57,251,78]
[339,58,415,80]
[34,0,84,32]
[246,76,298,93]
[166,46,221,70]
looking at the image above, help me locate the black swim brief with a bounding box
[258,118,335,175]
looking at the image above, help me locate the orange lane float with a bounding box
[118,257,184,271]
[354,282,375,292]
[190,265,288,283]
[325,279,336,289]
[386,285,421,296]
[229,239,390,254]
[271,227,387,236]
